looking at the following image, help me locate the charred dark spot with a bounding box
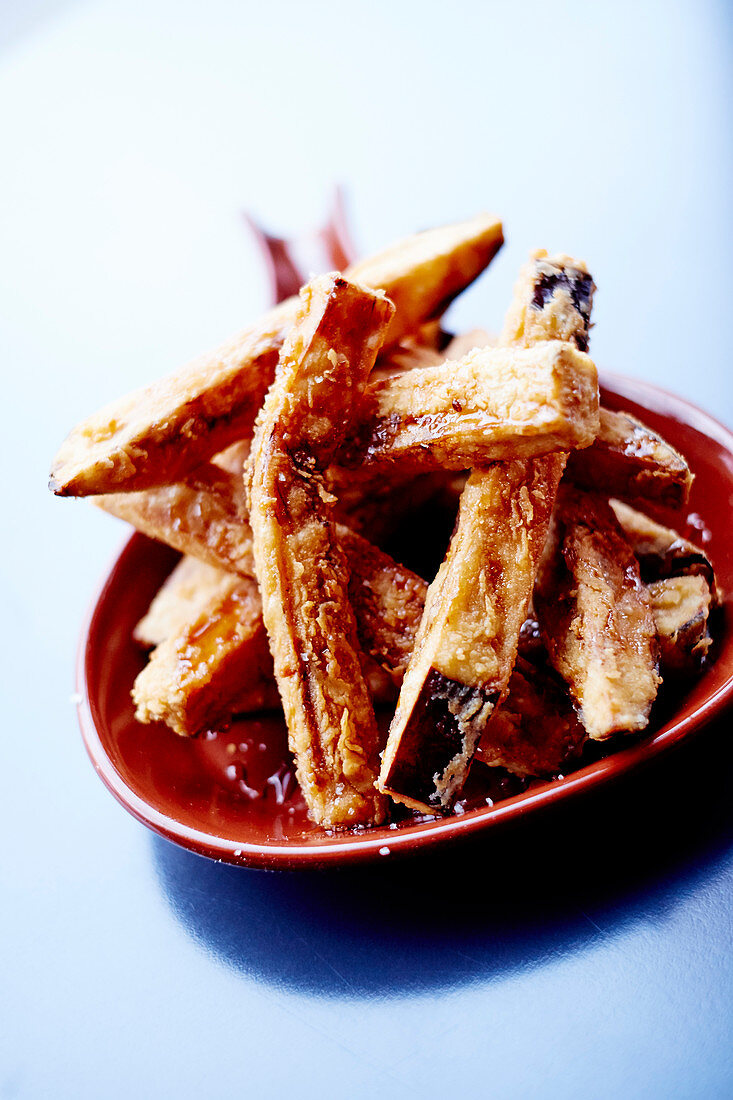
[383,669,498,810]
[531,268,595,351]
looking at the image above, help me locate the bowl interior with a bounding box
[78,375,733,868]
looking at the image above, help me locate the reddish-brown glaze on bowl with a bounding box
[77,375,733,869]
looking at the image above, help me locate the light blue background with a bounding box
[1,3,731,1097]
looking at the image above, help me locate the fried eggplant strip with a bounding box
[132,552,403,737]
[248,275,394,827]
[535,490,660,739]
[96,443,434,651]
[134,555,235,648]
[337,340,599,473]
[500,250,595,351]
[475,657,586,778]
[97,454,446,579]
[346,213,503,348]
[50,214,502,497]
[476,570,711,769]
[339,528,428,681]
[609,499,716,591]
[133,572,278,736]
[96,463,256,576]
[135,533,426,736]
[136,531,593,756]
[648,575,712,673]
[379,455,566,812]
[566,407,693,508]
[378,251,596,812]
[52,302,292,497]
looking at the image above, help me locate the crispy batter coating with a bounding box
[135,530,711,750]
[96,444,436,644]
[338,340,599,472]
[379,456,566,812]
[51,302,292,498]
[96,463,256,576]
[339,528,428,681]
[50,214,502,497]
[347,213,503,348]
[97,451,437,578]
[134,555,232,648]
[535,490,660,739]
[567,408,693,509]
[648,575,712,673]
[132,551,403,737]
[248,275,394,827]
[133,573,277,736]
[378,251,597,813]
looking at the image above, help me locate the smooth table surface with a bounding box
[1,2,732,1097]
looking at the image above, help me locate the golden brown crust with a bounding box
[378,456,566,812]
[50,214,503,497]
[96,463,256,577]
[339,528,428,681]
[133,555,230,648]
[346,213,503,347]
[248,275,394,827]
[337,341,599,473]
[97,450,435,580]
[132,542,416,738]
[95,448,435,646]
[51,301,293,497]
[566,408,693,509]
[133,574,277,736]
[535,489,661,739]
[377,250,597,813]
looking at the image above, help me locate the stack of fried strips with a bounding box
[51,215,716,826]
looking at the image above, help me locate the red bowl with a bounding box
[76,374,733,869]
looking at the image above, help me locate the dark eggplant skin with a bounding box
[380,668,499,811]
[531,267,595,352]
